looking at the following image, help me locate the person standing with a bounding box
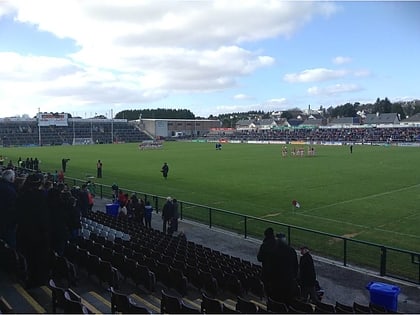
[161,196,174,234]
[61,158,70,172]
[257,227,278,300]
[257,227,299,303]
[350,144,353,154]
[0,169,18,248]
[298,246,320,303]
[16,174,51,288]
[161,162,169,179]
[97,160,103,178]
[144,200,153,228]
[170,198,179,234]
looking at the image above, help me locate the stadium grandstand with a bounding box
[205,112,420,145]
[0,115,152,146]
[1,167,420,313]
[1,113,420,313]
[2,112,420,147]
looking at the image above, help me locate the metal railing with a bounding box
[66,176,420,285]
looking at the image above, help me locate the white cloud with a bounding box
[307,83,363,96]
[0,1,15,17]
[284,68,348,83]
[263,98,288,106]
[332,56,352,65]
[0,0,339,117]
[233,94,253,100]
[216,97,290,115]
[353,69,372,77]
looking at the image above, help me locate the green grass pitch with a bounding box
[2,142,420,253]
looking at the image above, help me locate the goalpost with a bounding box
[72,137,94,145]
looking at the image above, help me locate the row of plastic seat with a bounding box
[81,217,131,241]
[49,278,151,314]
[81,212,395,314]
[83,211,263,297]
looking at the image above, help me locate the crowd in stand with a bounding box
[112,187,179,235]
[0,164,95,289]
[229,127,420,143]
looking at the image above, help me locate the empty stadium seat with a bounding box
[160,289,182,314]
[110,287,151,314]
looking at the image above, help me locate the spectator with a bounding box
[298,246,320,303]
[257,227,299,303]
[16,174,51,289]
[118,205,128,218]
[47,184,70,256]
[57,170,64,183]
[0,169,17,248]
[87,188,94,211]
[144,201,153,228]
[77,184,90,217]
[169,198,179,234]
[257,227,278,300]
[162,196,174,234]
[131,195,145,225]
[111,182,119,202]
[62,190,81,241]
[118,190,128,208]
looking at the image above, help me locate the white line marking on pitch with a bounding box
[300,183,420,214]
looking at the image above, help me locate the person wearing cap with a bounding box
[0,169,17,248]
[298,246,320,303]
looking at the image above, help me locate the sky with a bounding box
[0,0,419,119]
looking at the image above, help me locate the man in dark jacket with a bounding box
[161,197,174,234]
[0,169,17,248]
[257,228,299,303]
[298,246,320,303]
[257,227,278,299]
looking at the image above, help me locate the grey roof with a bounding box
[364,113,399,125]
[236,119,255,127]
[401,113,420,123]
[329,117,361,125]
[301,118,325,126]
[255,119,277,126]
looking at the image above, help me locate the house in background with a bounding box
[400,113,420,127]
[363,113,399,126]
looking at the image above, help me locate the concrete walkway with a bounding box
[93,197,420,313]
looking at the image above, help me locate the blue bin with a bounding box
[106,203,119,217]
[366,281,400,312]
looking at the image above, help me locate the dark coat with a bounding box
[299,252,317,287]
[257,235,278,284]
[0,179,17,231]
[16,179,51,287]
[162,201,174,221]
[257,236,299,302]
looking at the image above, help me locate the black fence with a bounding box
[67,176,420,285]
